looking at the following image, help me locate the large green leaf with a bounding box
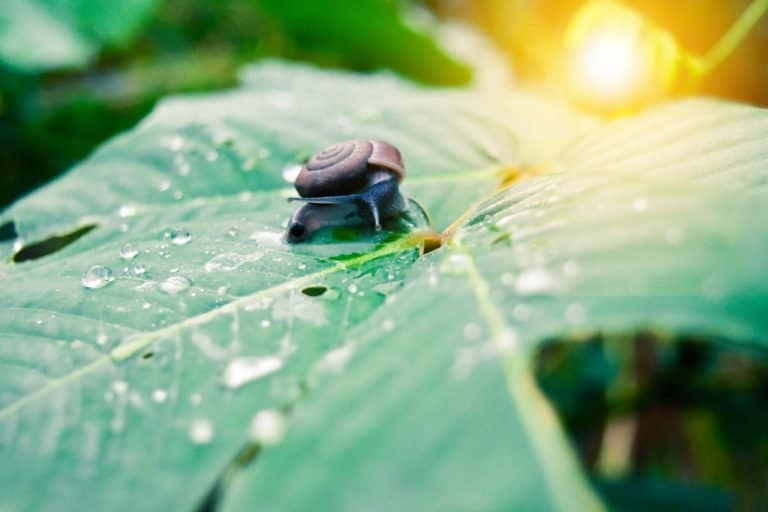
[0,0,161,72]
[2,62,768,511]
[0,62,593,510]
[220,101,768,510]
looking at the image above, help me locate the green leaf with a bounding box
[220,100,768,511]
[0,62,589,510]
[254,0,472,85]
[4,62,768,511]
[0,0,161,72]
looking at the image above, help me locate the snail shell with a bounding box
[295,139,404,198]
[286,139,407,243]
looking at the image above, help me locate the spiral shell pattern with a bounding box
[295,139,404,197]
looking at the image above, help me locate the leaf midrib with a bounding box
[0,236,420,420]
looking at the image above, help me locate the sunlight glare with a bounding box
[573,29,642,96]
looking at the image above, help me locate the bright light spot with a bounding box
[572,30,642,97]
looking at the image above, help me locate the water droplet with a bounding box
[382,319,395,332]
[118,204,137,218]
[189,418,214,444]
[131,263,147,277]
[160,276,191,295]
[281,164,302,183]
[167,135,185,151]
[222,356,283,389]
[82,265,115,289]
[189,393,203,406]
[174,153,191,175]
[112,380,128,394]
[204,251,263,272]
[152,389,168,403]
[373,282,401,296]
[514,269,555,295]
[158,179,172,191]
[249,409,286,446]
[347,284,358,294]
[167,227,192,246]
[226,227,239,238]
[205,150,219,162]
[142,302,152,310]
[120,243,138,260]
[260,319,271,328]
[314,345,354,374]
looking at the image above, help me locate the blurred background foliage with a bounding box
[2,0,767,208]
[1,2,768,507]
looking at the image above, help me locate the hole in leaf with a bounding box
[536,329,768,509]
[302,285,328,297]
[0,222,17,242]
[13,224,96,262]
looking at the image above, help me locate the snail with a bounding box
[286,139,406,243]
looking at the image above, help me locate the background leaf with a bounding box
[0,0,161,72]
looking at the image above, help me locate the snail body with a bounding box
[287,140,406,243]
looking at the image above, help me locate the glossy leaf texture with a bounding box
[220,100,768,511]
[0,0,161,72]
[0,62,590,511]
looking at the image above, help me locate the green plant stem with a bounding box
[698,0,768,75]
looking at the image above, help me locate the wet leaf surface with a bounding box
[2,63,768,511]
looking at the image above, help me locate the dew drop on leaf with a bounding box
[131,263,147,277]
[188,418,214,444]
[514,269,556,295]
[167,227,192,246]
[119,243,138,260]
[249,409,286,446]
[112,380,128,394]
[82,265,114,289]
[281,163,302,183]
[118,204,137,218]
[152,389,168,404]
[160,276,191,295]
[222,356,283,389]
